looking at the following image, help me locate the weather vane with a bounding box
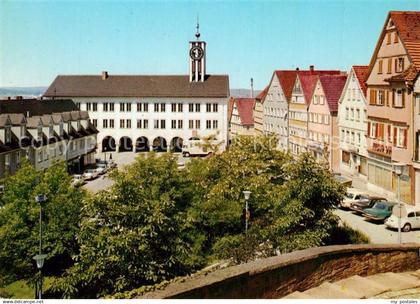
[195,14,200,40]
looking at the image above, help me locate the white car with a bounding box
[96,164,108,175]
[71,174,85,187]
[83,169,99,180]
[340,189,369,209]
[385,207,420,232]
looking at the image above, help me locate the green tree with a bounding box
[52,153,198,298]
[0,160,84,283]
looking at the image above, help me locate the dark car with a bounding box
[350,196,387,215]
[363,201,397,222]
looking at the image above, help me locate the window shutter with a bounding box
[385,91,389,106]
[404,128,407,148]
[395,58,398,72]
[392,90,395,107]
[393,127,397,146]
[367,122,371,137]
[402,90,405,107]
[387,125,392,142]
[375,123,379,138]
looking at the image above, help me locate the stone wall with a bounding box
[141,243,420,299]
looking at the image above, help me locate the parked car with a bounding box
[350,195,387,214]
[340,189,369,209]
[363,200,397,222]
[95,164,108,175]
[71,174,86,187]
[385,206,420,232]
[83,169,99,181]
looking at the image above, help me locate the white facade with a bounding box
[262,74,288,150]
[72,97,228,152]
[337,67,368,177]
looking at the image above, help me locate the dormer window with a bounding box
[37,126,42,141]
[5,127,11,143]
[20,125,26,138]
[49,125,54,138]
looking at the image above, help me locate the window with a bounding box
[86,103,92,111]
[213,103,218,112]
[154,120,159,129]
[154,103,159,112]
[206,103,211,112]
[396,127,407,148]
[350,108,354,120]
[195,120,201,129]
[178,103,183,112]
[143,119,148,129]
[386,32,391,44]
[143,103,148,112]
[137,103,142,112]
[324,115,329,125]
[189,104,194,112]
[189,120,194,129]
[109,119,114,128]
[369,89,377,105]
[120,103,125,112]
[103,103,108,112]
[206,120,211,129]
[378,60,383,74]
[103,119,108,128]
[120,119,125,128]
[171,103,177,112]
[356,109,360,121]
[378,90,384,105]
[178,120,183,129]
[396,57,404,73]
[345,107,349,119]
[76,102,81,109]
[110,103,114,111]
[160,103,165,112]
[342,151,350,164]
[92,119,97,127]
[320,96,324,105]
[387,58,392,74]
[394,90,405,107]
[126,119,131,128]
[213,120,218,129]
[394,32,399,43]
[313,95,318,105]
[195,103,201,112]
[171,119,177,129]
[160,119,165,129]
[357,133,361,145]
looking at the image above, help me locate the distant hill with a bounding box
[0,87,47,99]
[230,88,261,98]
[1,87,259,99]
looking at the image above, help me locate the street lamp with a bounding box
[34,194,47,299]
[393,163,404,244]
[243,190,251,233]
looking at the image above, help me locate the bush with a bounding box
[326,223,370,245]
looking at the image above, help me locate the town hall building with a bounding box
[43,25,230,154]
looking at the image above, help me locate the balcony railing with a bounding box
[368,139,392,156]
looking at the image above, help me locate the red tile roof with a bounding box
[299,74,318,105]
[228,97,235,122]
[231,98,255,125]
[352,65,369,97]
[390,11,420,71]
[319,75,348,113]
[255,86,269,103]
[385,64,418,83]
[275,69,342,102]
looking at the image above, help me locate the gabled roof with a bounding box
[0,99,78,116]
[352,65,369,97]
[275,69,342,102]
[8,113,26,126]
[298,74,318,105]
[319,75,348,113]
[230,98,255,126]
[255,86,269,103]
[44,75,230,98]
[26,116,42,128]
[0,114,11,128]
[367,11,420,81]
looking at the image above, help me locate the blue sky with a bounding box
[0,0,419,89]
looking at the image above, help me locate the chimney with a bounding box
[7,96,11,100]
[102,71,109,80]
[309,65,314,72]
[250,77,254,98]
[296,67,300,71]
[16,96,23,100]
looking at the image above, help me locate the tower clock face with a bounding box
[190,46,204,60]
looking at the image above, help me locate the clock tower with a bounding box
[189,20,206,82]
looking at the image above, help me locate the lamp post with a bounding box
[243,190,251,234]
[34,194,47,299]
[393,164,404,244]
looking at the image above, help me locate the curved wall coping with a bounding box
[141,243,420,299]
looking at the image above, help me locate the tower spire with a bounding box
[195,14,200,40]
